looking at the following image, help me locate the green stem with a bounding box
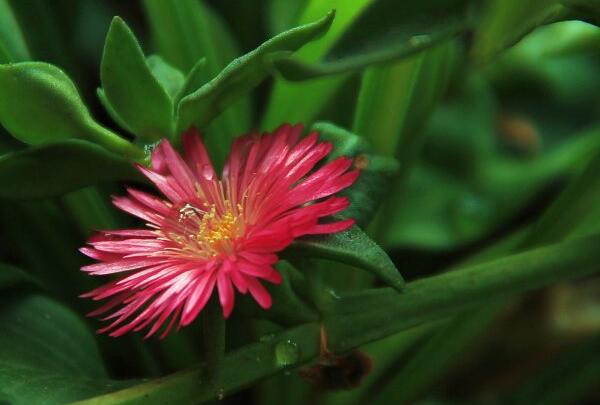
[72,233,600,404]
[327,234,600,351]
[202,295,226,391]
[86,121,146,162]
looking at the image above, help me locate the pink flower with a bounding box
[80,124,359,338]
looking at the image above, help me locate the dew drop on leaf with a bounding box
[217,388,225,400]
[408,34,431,47]
[275,339,300,367]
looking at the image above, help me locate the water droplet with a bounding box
[328,289,341,300]
[217,388,225,400]
[408,35,431,47]
[275,339,300,367]
[259,333,276,342]
[202,164,214,180]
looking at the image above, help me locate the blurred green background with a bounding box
[1,0,600,404]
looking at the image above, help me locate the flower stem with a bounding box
[86,121,146,161]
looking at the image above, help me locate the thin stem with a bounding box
[86,121,146,162]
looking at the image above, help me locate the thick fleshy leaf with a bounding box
[370,303,503,404]
[0,43,10,64]
[72,323,321,404]
[327,233,600,351]
[0,0,30,62]
[287,225,405,292]
[174,58,208,104]
[100,17,173,142]
[142,0,238,73]
[97,88,135,135]
[0,292,133,405]
[175,10,335,137]
[146,55,185,99]
[0,263,38,290]
[0,62,143,159]
[266,0,308,35]
[525,149,600,246]
[471,0,565,64]
[0,62,90,143]
[353,43,457,159]
[353,43,458,243]
[74,233,600,403]
[236,261,318,325]
[0,140,143,199]
[274,0,472,80]
[142,0,252,165]
[312,122,399,227]
[261,0,372,129]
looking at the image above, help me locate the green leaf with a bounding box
[261,0,372,129]
[506,333,600,405]
[74,233,600,404]
[72,323,321,405]
[0,42,11,64]
[0,62,143,159]
[353,43,457,159]
[274,0,471,80]
[354,43,458,243]
[0,200,95,305]
[370,303,502,404]
[322,321,442,405]
[61,188,119,234]
[236,261,318,325]
[146,55,185,99]
[6,0,86,83]
[266,0,308,35]
[0,263,38,290]
[327,233,600,352]
[0,140,143,199]
[0,62,90,143]
[97,88,135,135]
[142,0,252,165]
[142,0,236,73]
[175,10,335,138]
[0,0,30,62]
[525,149,600,246]
[471,0,566,65]
[287,225,405,292]
[312,122,399,227]
[173,57,209,104]
[100,17,174,142]
[0,292,133,405]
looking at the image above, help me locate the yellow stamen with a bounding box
[169,201,244,258]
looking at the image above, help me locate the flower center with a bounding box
[172,201,244,258]
[197,204,240,247]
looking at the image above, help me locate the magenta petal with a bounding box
[217,272,235,318]
[245,277,272,309]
